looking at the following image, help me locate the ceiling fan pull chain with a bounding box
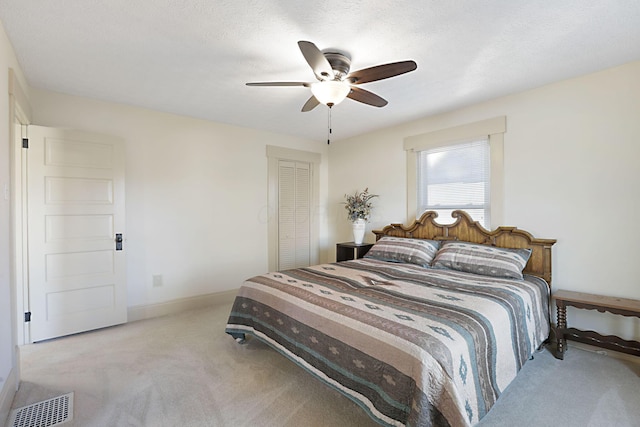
[327,106,332,145]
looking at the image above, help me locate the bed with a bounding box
[225,210,556,426]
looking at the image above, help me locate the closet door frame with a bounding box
[266,146,321,272]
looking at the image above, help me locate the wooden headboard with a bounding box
[372,210,557,285]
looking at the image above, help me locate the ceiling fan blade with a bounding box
[246,82,310,87]
[301,96,320,112]
[298,41,334,81]
[346,60,417,84]
[347,87,388,107]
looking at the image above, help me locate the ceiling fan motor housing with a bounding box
[323,52,351,79]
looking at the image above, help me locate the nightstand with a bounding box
[336,242,374,262]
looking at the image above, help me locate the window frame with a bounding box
[404,116,506,228]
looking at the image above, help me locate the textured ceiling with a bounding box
[1,1,640,142]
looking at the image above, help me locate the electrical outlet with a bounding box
[152,275,163,287]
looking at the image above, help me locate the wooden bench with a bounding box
[553,290,640,359]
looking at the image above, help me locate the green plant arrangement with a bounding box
[344,188,378,222]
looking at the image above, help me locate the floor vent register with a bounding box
[8,392,74,427]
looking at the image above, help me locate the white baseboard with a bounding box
[0,368,17,426]
[127,289,238,323]
[568,341,640,365]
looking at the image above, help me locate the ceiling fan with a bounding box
[246,41,417,112]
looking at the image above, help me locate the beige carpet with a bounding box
[9,302,640,427]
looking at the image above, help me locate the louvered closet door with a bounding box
[278,160,311,270]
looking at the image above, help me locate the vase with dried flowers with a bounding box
[344,188,378,244]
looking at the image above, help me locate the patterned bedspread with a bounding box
[225,258,550,427]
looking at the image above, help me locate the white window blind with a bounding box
[417,138,490,227]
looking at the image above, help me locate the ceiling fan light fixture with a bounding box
[311,81,351,107]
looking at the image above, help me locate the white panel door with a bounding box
[27,126,126,342]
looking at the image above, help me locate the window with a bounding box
[404,117,505,229]
[417,139,490,227]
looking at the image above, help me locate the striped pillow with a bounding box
[364,236,440,268]
[432,241,532,279]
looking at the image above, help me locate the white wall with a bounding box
[328,61,640,340]
[31,90,329,308]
